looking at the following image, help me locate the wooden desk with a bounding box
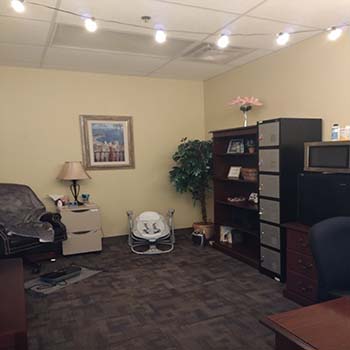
[261,297,350,350]
[0,259,27,350]
[262,297,350,350]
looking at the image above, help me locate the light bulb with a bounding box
[276,32,290,46]
[11,0,25,13]
[217,34,229,49]
[327,26,343,41]
[155,29,166,44]
[84,17,98,33]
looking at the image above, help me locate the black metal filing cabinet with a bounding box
[258,118,322,282]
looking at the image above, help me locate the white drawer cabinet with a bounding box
[59,204,103,255]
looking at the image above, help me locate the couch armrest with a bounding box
[40,212,67,241]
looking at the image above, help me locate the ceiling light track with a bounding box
[12,1,349,46]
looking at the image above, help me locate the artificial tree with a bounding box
[169,138,213,224]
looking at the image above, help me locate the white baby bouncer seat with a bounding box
[127,209,175,255]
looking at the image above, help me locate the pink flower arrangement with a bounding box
[228,96,263,127]
[228,96,263,108]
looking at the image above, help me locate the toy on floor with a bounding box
[127,209,175,255]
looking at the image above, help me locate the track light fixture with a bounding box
[9,1,350,48]
[217,34,229,49]
[276,32,290,46]
[155,29,167,44]
[327,26,343,41]
[84,17,98,33]
[11,0,25,13]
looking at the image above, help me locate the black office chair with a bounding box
[310,217,350,302]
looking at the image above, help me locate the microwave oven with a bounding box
[304,141,350,173]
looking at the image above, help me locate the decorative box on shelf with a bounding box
[59,203,103,256]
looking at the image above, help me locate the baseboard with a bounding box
[174,227,193,235]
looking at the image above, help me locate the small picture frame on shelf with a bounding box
[220,226,233,244]
[227,166,241,179]
[227,138,245,154]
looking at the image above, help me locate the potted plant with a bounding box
[169,138,214,239]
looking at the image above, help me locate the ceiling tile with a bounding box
[43,47,169,75]
[207,17,317,50]
[0,43,43,65]
[249,0,350,28]
[0,0,56,21]
[56,0,236,41]
[154,0,266,14]
[52,24,195,58]
[0,16,51,45]
[226,48,273,69]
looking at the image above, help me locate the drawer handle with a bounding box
[72,209,90,213]
[72,230,97,235]
[297,259,313,270]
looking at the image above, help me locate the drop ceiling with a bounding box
[0,0,349,80]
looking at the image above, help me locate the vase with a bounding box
[243,112,248,127]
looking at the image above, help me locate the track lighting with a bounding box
[155,29,167,44]
[217,34,229,49]
[276,32,290,46]
[7,0,350,49]
[327,26,343,41]
[84,17,98,33]
[11,0,25,13]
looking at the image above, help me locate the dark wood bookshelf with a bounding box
[214,176,257,184]
[211,126,260,269]
[212,241,259,268]
[215,221,259,238]
[216,200,258,212]
[214,152,257,157]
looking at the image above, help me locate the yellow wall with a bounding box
[0,67,205,236]
[204,33,350,138]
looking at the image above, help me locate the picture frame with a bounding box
[80,115,135,170]
[227,166,241,179]
[227,138,245,154]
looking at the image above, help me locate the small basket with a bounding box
[241,168,258,182]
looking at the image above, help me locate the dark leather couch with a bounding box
[0,184,66,257]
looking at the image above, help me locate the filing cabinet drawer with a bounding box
[259,121,280,147]
[63,229,102,255]
[60,207,101,232]
[259,149,280,172]
[260,223,280,250]
[287,251,317,280]
[259,174,280,198]
[260,246,281,275]
[260,198,280,224]
[287,271,318,301]
[287,229,312,256]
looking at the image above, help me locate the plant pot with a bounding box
[248,146,255,154]
[193,222,215,239]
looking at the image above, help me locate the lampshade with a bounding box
[57,161,91,181]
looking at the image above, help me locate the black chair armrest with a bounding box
[40,212,67,241]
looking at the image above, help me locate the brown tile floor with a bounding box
[26,234,298,350]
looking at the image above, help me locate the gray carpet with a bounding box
[25,234,298,350]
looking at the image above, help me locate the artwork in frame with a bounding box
[80,115,135,170]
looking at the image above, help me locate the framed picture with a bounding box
[227,138,244,154]
[80,115,135,170]
[228,166,241,179]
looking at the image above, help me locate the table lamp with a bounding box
[57,161,91,205]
